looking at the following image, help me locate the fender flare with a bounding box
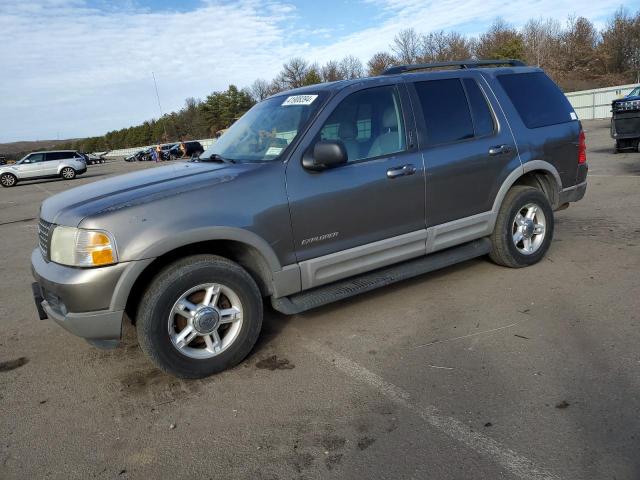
[491,160,562,219]
[137,226,283,272]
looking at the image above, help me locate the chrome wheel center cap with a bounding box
[193,307,220,334]
[522,219,535,238]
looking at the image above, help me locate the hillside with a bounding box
[0,139,81,157]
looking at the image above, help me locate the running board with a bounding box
[271,238,491,315]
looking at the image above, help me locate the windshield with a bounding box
[200,92,327,163]
[628,87,640,97]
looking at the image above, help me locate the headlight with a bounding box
[50,226,117,267]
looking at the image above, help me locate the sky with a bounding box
[0,0,636,143]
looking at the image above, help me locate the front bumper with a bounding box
[30,249,152,340]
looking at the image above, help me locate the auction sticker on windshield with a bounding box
[282,95,318,106]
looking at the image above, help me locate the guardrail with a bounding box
[566,84,637,120]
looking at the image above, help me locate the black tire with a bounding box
[489,185,554,268]
[0,172,17,187]
[60,167,76,180]
[136,254,263,379]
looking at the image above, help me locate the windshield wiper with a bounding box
[198,153,235,164]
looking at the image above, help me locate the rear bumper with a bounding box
[559,181,587,205]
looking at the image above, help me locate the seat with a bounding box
[368,107,402,158]
[338,122,360,161]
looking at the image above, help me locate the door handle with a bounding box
[488,145,513,156]
[386,164,416,179]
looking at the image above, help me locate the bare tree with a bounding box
[339,55,365,79]
[321,60,343,82]
[599,8,640,80]
[280,57,310,89]
[420,31,473,62]
[250,79,272,101]
[561,16,599,73]
[522,18,562,68]
[367,51,396,75]
[392,28,421,63]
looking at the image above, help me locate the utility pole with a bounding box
[152,71,168,142]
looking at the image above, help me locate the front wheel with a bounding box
[60,167,76,180]
[489,186,554,268]
[136,255,263,378]
[0,173,17,187]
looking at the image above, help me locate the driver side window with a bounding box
[320,85,406,163]
[27,153,45,163]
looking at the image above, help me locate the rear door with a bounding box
[285,83,426,289]
[407,72,520,228]
[43,152,66,175]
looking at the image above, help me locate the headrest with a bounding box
[383,107,397,129]
[339,122,357,139]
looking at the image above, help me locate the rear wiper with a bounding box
[198,153,235,164]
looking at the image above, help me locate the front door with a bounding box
[286,83,426,289]
[20,153,45,178]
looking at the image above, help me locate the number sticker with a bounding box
[265,147,283,156]
[282,95,318,106]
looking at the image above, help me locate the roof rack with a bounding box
[382,59,526,75]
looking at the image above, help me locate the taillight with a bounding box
[578,130,586,164]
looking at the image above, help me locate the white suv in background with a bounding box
[0,150,87,187]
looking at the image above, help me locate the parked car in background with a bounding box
[81,152,106,165]
[611,86,640,152]
[124,149,151,162]
[1,150,87,187]
[169,141,204,159]
[31,60,587,378]
[0,154,6,165]
[159,143,178,161]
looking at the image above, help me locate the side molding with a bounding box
[298,230,427,290]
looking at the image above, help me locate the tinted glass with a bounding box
[320,85,405,162]
[497,72,574,129]
[45,152,69,161]
[463,79,495,137]
[414,79,473,146]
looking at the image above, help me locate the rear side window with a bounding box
[497,72,574,129]
[45,152,68,161]
[463,79,495,137]
[414,79,473,146]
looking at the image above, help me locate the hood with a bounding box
[613,95,640,104]
[40,161,257,226]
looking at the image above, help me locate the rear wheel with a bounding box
[0,173,17,187]
[136,255,263,378]
[489,186,554,268]
[60,167,76,180]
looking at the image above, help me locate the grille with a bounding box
[38,218,54,260]
[613,100,640,113]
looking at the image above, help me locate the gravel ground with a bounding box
[0,119,639,480]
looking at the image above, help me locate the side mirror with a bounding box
[302,140,348,171]
[23,159,31,164]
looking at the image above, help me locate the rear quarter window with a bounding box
[497,72,575,129]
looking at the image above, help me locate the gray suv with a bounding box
[31,60,587,378]
[1,150,87,187]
